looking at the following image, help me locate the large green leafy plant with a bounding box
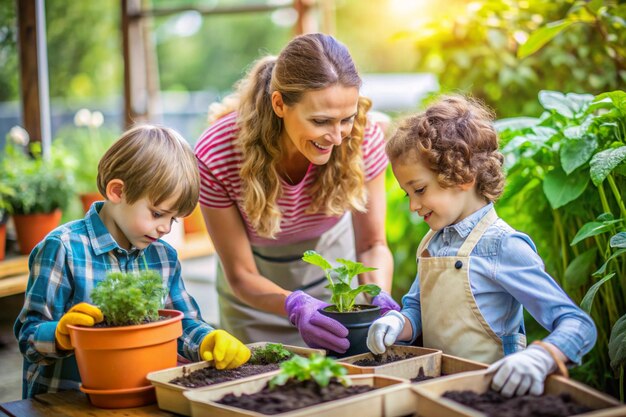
[496,90,626,400]
[390,0,625,118]
[269,354,348,389]
[91,269,167,327]
[302,250,380,312]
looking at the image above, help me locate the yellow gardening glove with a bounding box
[199,330,251,370]
[55,303,104,350]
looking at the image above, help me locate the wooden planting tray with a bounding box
[337,345,442,379]
[412,369,626,417]
[147,342,324,416]
[337,353,488,417]
[183,374,408,417]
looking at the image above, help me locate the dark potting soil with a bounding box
[352,352,415,366]
[217,378,375,415]
[443,389,593,417]
[410,366,437,382]
[169,363,281,388]
[93,314,170,328]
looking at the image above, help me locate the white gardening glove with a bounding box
[488,344,557,397]
[366,311,406,355]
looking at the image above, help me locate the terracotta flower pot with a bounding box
[0,222,6,261]
[79,192,104,214]
[13,210,62,255]
[183,204,206,234]
[68,309,183,409]
[320,305,381,358]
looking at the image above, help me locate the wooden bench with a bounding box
[0,232,214,299]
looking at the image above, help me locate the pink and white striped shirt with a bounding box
[194,112,388,247]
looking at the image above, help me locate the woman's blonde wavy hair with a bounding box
[208,33,369,238]
[386,95,505,202]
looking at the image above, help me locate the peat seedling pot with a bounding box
[183,373,408,417]
[68,309,183,409]
[339,345,441,379]
[147,342,325,416]
[412,369,626,417]
[319,304,381,358]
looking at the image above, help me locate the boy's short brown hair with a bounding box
[97,124,199,216]
[386,95,505,202]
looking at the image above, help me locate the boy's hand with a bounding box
[200,330,250,369]
[55,303,104,350]
[488,344,557,397]
[366,311,405,355]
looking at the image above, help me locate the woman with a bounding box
[195,33,399,353]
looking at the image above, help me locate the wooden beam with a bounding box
[121,0,161,128]
[130,3,289,19]
[16,0,51,154]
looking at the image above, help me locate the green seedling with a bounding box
[302,250,380,312]
[269,354,348,388]
[249,343,293,365]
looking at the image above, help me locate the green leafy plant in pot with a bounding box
[67,269,183,409]
[302,250,381,357]
[3,127,75,254]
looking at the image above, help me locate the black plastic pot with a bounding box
[319,304,381,358]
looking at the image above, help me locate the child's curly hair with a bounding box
[386,95,505,202]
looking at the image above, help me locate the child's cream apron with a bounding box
[216,213,356,345]
[417,208,505,364]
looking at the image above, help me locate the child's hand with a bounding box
[366,311,406,354]
[55,303,104,350]
[488,344,557,397]
[200,330,251,369]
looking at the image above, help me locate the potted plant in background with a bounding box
[0,181,15,261]
[67,269,183,409]
[55,109,117,213]
[302,250,382,357]
[3,126,74,255]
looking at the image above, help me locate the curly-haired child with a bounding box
[367,95,596,397]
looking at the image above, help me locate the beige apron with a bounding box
[217,213,356,345]
[417,208,504,364]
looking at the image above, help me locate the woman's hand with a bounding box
[285,290,349,353]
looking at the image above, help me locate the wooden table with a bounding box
[0,390,181,416]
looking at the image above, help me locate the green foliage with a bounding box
[269,354,348,389]
[385,168,429,301]
[249,343,293,366]
[497,89,626,398]
[54,111,118,194]
[389,0,626,118]
[302,250,380,312]
[2,137,75,215]
[91,269,166,327]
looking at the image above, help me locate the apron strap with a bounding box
[457,207,498,257]
[416,230,437,260]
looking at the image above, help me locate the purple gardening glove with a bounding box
[285,290,349,353]
[371,291,401,315]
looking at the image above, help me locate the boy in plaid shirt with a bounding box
[15,124,250,398]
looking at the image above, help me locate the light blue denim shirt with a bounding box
[401,203,597,364]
